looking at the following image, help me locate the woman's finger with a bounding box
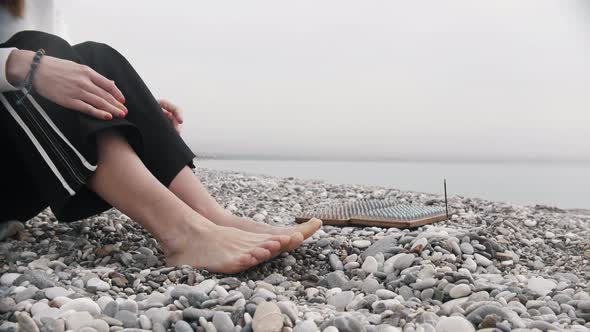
[69,99,113,120]
[158,99,174,110]
[159,99,184,124]
[88,69,126,103]
[80,91,126,118]
[86,83,127,114]
[172,107,183,124]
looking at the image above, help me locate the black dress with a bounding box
[0,31,195,222]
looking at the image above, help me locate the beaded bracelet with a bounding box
[16,48,46,105]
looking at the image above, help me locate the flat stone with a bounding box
[577,300,590,311]
[293,320,318,332]
[435,316,475,332]
[87,319,110,332]
[45,287,74,300]
[460,243,474,255]
[119,300,138,314]
[220,292,243,305]
[352,240,371,249]
[0,219,24,242]
[327,291,355,311]
[25,271,56,289]
[466,304,525,328]
[528,320,563,331]
[329,254,344,271]
[33,307,61,321]
[174,320,193,332]
[474,254,492,267]
[139,315,152,330]
[144,308,172,329]
[60,298,101,316]
[390,253,415,271]
[413,278,437,290]
[212,312,234,332]
[276,301,298,324]
[410,238,428,253]
[361,278,381,294]
[324,271,349,289]
[103,301,119,318]
[183,308,214,321]
[40,317,65,332]
[320,315,365,332]
[361,236,398,259]
[252,288,276,301]
[282,255,297,267]
[63,311,94,331]
[87,278,110,292]
[440,298,469,315]
[15,287,38,303]
[187,291,208,307]
[449,284,471,298]
[416,312,439,326]
[0,297,16,314]
[0,273,21,286]
[17,313,40,332]
[31,302,49,317]
[263,273,287,286]
[252,301,283,332]
[146,292,171,305]
[116,310,139,328]
[375,289,396,300]
[362,257,379,274]
[528,277,557,296]
[194,280,217,295]
[374,326,401,332]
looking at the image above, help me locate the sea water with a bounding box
[197,159,590,209]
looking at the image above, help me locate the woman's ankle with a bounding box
[153,212,213,255]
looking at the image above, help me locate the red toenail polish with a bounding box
[104,114,112,120]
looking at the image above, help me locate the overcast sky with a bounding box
[60,0,590,161]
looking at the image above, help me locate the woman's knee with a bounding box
[74,41,124,60]
[6,31,73,56]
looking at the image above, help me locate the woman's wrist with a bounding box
[6,49,35,87]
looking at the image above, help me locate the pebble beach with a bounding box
[1,168,590,332]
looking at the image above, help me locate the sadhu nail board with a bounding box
[295,200,449,229]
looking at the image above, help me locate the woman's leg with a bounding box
[71,40,322,244]
[88,130,296,273]
[169,167,322,244]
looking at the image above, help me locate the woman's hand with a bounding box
[6,49,127,120]
[158,99,183,134]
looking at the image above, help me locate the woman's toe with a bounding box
[287,232,304,251]
[250,247,272,262]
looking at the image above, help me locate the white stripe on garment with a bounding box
[0,93,76,196]
[26,92,97,171]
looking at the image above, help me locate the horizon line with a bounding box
[194,153,590,164]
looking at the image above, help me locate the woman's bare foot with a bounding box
[160,213,303,274]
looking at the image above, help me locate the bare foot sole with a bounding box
[163,219,303,274]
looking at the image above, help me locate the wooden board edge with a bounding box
[296,212,450,229]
